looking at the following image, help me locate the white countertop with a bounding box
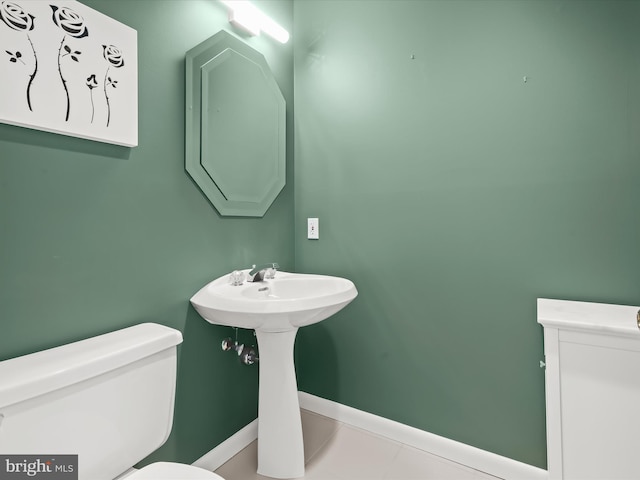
[537,298,640,338]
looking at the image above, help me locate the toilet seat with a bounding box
[126,462,224,479]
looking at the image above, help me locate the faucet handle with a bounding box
[229,270,246,286]
[265,262,279,279]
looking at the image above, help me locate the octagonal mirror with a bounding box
[186,30,286,217]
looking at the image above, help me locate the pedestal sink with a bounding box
[190,270,357,479]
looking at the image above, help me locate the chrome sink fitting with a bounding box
[247,263,279,282]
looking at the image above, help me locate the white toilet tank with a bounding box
[538,299,640,480]
[0,323,183,480]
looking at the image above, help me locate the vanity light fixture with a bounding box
[220,0,290,44]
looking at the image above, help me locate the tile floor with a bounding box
[214,409,501,480]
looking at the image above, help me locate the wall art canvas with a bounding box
[0,0,137,146]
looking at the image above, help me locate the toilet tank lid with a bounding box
[0,323,183,409]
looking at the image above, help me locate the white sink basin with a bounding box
[190,270,357,332]
[191,269,357,478]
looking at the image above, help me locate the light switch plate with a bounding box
[307,218,319,239]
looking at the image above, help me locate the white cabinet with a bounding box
[538,299,640,480]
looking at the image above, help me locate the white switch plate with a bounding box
[307,218,319,239]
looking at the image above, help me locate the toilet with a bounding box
[0,323,224,480]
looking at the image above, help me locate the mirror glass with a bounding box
[186,30,286,217]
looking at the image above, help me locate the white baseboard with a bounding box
[298,391,548,480]
[191,419,258,472]
[192,392,548,480]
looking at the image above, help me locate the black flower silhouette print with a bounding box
[0,1,33,30]
[102,44,124,127]
[103,44,123,68]
[1,1,37,111]
[51,4,88,38]
[86,73,97,123]
[51,4,89,121]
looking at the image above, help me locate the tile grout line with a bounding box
[303,418,345,467]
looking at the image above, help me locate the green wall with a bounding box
[3,0,640,473]
[0,0,293,465]
[293,0,640,469]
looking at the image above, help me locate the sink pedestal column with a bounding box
[255,328,305,479]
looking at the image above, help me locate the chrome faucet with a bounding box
[247,263,279,282]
